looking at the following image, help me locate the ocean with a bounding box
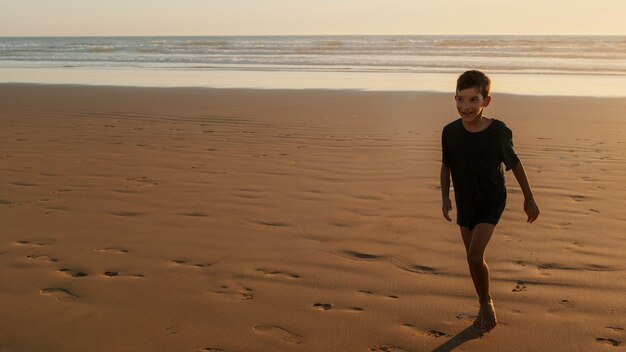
[1,35,626,96]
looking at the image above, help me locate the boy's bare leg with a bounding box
[459,226,482,328]
[463,223,497,332]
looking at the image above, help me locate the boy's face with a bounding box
[455,87,491,123]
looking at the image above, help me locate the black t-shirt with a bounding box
[441,118,519,227]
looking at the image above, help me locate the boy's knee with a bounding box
[467,253,484,267]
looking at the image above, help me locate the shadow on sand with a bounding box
[431,325,483,352]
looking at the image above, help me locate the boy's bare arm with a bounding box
[511,161,540,223]
[440,165,452,221]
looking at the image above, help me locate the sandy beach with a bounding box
[1,84,625,351]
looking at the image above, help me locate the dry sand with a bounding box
[0,85,625,351]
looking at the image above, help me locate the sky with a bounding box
[1,0,626,36]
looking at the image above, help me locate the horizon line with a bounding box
[2,33,626,38]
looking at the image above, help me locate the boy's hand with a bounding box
[524,198,540,223]
[442,198,452,222]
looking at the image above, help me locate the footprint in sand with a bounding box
[427,330,448,338]
[171,259,215,269]
[558,222,573,229]
[210,285,254,300]
[256,268,300,279]
[596,338,621,347]
[12,182,39,187]
[513,259,529,267]
[40,288,79,302]
[102,271,145,279]
[330,220,354,228]
[59,268,88,278]
[26,254,58,263]
[95,247,129,254]
[192,263,213,268]
[585,264,614,272]
[111,211,142,217]
[401,324,450,338]
[569,195,586,202]
[538,263,572,270]
[14,240,46,247]
[180,211,210,217]
[369,345,409,352]
[393,261,438,275]
[125,177,158,188]
[298,228,332,243]
[312,303,334,311]
[456,313,478,322]
[101,271,143,278]
[335,250,385,261]
[357,290,399,300]
[49,188,71,195]
[512,281,527,292]
[42,205,68,213]
[253,325,304,344]
[564,241,585,251]
[606,327,625,332]
[252,220,289,227]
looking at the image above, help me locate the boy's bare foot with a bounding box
[479,300,497,332]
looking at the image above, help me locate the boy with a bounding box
[440,70,539,332]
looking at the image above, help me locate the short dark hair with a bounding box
[456,70,491,98]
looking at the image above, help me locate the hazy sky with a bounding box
[1,0,625,36]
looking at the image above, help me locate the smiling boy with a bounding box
[440,70,540,332]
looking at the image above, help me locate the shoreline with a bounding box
[2,68,626,97]
[3,81,626,100]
